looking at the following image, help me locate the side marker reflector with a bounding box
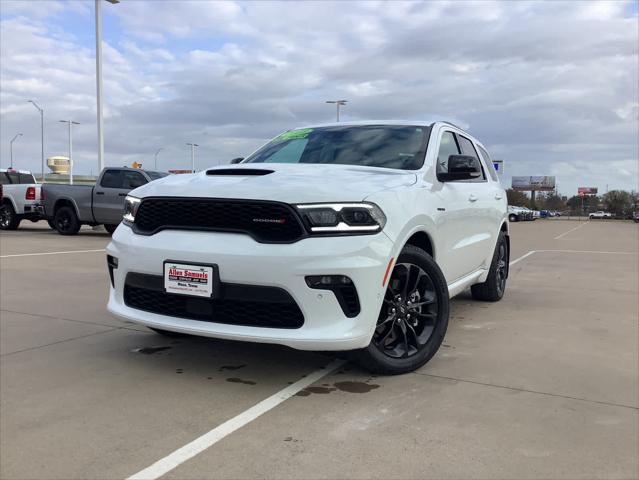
[382,257,394,287]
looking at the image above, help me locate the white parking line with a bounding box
[0,249,105,258]
[509,250,536,266]
[554,221,588,240]
[127,358,346,480]
[537,249,637,255]
[508,249,636,268]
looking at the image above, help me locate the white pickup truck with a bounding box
[0,169,45,230]
[107,121,509,374]
[589,211,612,219]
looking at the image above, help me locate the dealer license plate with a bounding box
[164,262,213,298]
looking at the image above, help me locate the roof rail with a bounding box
[437,120,466,131]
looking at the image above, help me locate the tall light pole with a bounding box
[154,148,163,170]
[325,100,348,122]
[186,143,199,173]
[28,100,45,182]
[9,133,22,169]
[60,120,80,185]
[95,0,120,174]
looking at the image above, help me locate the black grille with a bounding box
[123,273,304,329]
[133,198,306,243]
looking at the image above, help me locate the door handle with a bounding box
[468,194,478,202]
[118,193,127,197]
[96,191,105,195]
[495,193,503,200]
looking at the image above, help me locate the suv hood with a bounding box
[131,163,417,203]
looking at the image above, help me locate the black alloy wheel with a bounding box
[374,263,439,359]
[470,231,509,302]
[54,206,80,235]
[495,241,508,297]
[357,244,449,375]
[0,204,20,230]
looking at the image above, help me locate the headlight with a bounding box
[122,196,141,226]
[295,202,386,234]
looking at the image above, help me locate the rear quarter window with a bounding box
[477,145,499,182]
[19,173,36,184]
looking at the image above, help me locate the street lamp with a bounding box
[59,120,80,185]
[325,100,348,122]
[9,133,22,169]
[186,143,199,173]
[28,100,45,182]
[154,148,163,170]
[95,0,120,174]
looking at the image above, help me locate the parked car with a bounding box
[589,211,612,219]
[633,212,639,223]
[107,121,509,374]
[0,168,46,230]
[43,167,167,235]
[508,205,533,222]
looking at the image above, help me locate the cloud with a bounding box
[0,0,637,194]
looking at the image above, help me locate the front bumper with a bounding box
[106,226,395,351]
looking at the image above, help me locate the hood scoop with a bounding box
[206,168,274,176]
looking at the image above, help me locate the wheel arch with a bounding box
[53,198,80,219]
[402,229,435,260]
[1,195,18,213]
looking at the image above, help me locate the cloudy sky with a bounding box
[1,0,637,195]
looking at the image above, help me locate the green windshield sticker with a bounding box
[277,128,313,141]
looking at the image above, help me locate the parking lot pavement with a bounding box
[1,220,638,479]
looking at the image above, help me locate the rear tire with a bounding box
[53,206,81,235]
[356,244,449,375]
[471,231,508,302]
[104,224,118,235]
[508,214,517,222]
[0,203,21,230]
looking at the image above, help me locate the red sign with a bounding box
[578,187,598,195]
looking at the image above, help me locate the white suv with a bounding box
[107,121,509,374]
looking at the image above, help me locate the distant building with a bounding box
[47,156,70,174]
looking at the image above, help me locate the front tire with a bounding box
[357,244,449,375]
[54,206,81,235]
[104,224,118,235]
[508,214,517,222]
[0,203,21,230]
[471,231,508,302]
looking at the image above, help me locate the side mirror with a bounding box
[230,157,244,164]
[438,155,482,182]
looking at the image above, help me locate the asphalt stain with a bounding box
[306,386,336,394]
[132,346,171,354]
[176,368,184,374]
[334,381,380,393]
[226,377,256,385]
[219,364,247,372]
[295,381,380,397]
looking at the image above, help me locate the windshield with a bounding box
[244,125,431,170]
[145,171,169,181]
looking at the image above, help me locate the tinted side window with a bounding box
[19,173,35,184]
[6,172,20,184]
[100,170,125,188]
[122,171,147,189]
[457,135,486,182]
[0,173,9,185]
[436,131,460,174]
[478,145,499,182]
